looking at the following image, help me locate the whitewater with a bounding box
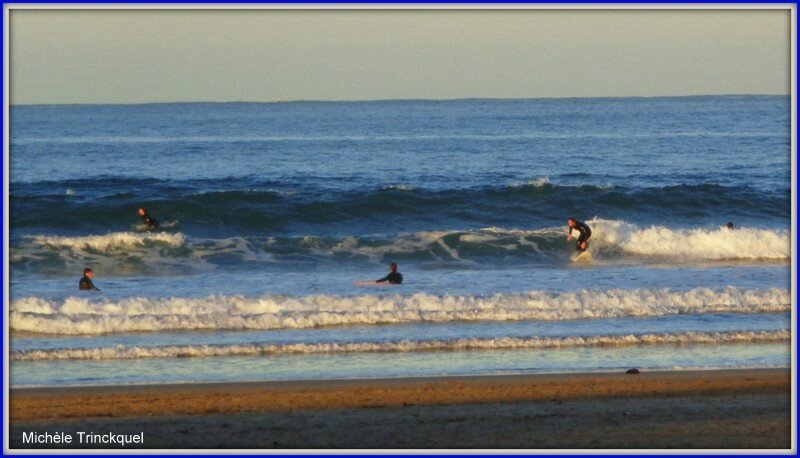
[10,287,790,335]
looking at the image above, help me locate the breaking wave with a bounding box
[586,219,789,261]
[31,231,185,252]
[10,220,790,275]
[10,287,789,335]
[11,330,789,361]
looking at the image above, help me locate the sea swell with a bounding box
[11,178,789,235]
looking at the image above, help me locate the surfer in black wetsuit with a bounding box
[79,268,100,291]
[567,217,592,252]
[376,263,403,285]
[138,207,159,229]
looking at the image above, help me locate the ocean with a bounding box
[8,96,792,387]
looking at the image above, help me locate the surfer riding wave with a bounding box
[567,217,592,252]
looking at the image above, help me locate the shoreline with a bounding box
[11,368,790,419]
[10,364,789,390]
[9,367,792,449]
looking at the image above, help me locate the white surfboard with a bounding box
[572,251,593,263]
[354,281,394,287]
[134,220,178,232]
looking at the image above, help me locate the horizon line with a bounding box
[10,93,790,108]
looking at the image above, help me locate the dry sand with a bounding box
[9,368,792,449]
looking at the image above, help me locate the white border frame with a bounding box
[2,3,796,455]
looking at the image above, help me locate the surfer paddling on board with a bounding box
[356,263,404,286]
[138,207,160,230]
[567,217,592,252]
[79,268,100,291]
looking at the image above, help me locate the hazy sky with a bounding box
[9,9,791,104]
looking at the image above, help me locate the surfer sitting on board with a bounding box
[138,207,160,229]
[79,268,100,291]
[567,217,592,252]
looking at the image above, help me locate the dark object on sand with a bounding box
[626,368,640,375]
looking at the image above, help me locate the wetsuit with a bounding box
[79,276,100,291]
[376,271,403,285]
[569,220,592,251]
[141,213,159,229]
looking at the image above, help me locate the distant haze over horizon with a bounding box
[10,9,791,105]
[9,93,791,108]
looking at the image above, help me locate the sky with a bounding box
[9,8,791,105]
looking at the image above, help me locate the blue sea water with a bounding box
[8,96,792,386]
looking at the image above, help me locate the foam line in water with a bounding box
[11,330,789,361]
[587,219,789,260]
[10,287,789,335]
[32,232,185,252]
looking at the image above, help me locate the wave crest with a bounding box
[32,232,185,252]
[10,287,789,335]
[11,179,789,233]
[587,219,789,260]
[12,330,789,361]
[10,221,790,277]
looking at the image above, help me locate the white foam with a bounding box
[12,330,788,361]
[32,232,185,252]
[10,287,789,335]
[586,219,789,261]
[509,176,549,188]
[381,184,415,191]
[14,231,268,275]
[329,230,461,262]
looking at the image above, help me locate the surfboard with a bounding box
[355,281,394,287]
[572,251,592,263]
[134,220,178,232]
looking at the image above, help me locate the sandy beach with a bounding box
[9,368,792,449]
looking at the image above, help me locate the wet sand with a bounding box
[9,369,792,449]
